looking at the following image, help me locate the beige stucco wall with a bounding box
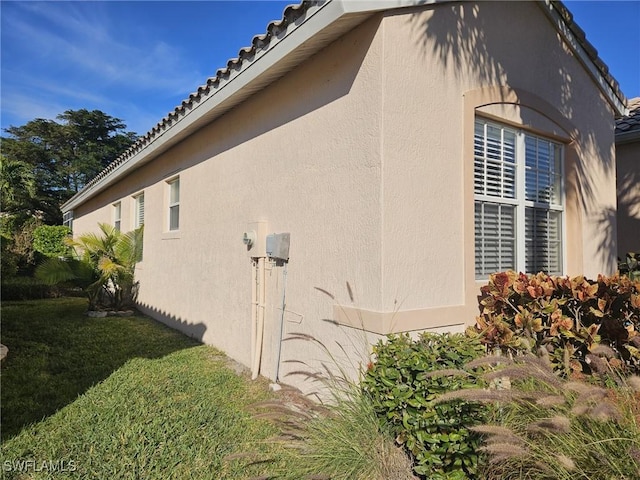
[71,2,618,386]
[616,140,640,257]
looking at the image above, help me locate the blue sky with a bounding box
[1,1,638,137]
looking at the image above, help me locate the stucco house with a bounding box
[62,0,627,385]
[615,97,640,259]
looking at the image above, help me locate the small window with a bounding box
[168,178,180,231]
[62,210,73,230]
[134,193,145,229]
[113,202,122,231]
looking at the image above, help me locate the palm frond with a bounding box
[35,258,76,285]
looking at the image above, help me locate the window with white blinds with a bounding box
[134,193,145,229]
[474,119,563,278]
[168,178,180,231]
[113,202,121,232]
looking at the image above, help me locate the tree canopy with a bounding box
[1,109,137,224]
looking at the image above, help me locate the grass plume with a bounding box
[447,353,640,479]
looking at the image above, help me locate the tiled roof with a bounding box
[63,0,628,211]
[616,97,640,138]
[550,1,626,112]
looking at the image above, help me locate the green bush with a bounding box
[470,271,640,376]
[620,252,640,281]
[0,277,59,300]
[1,231,19,278]
[362,333,487,479]
[32,224,72,258]
[0,216,42,276]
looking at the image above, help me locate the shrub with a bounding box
[32,225,72,258]
[362,333,487,479]
[1,231,18,278]
[0,277,59,300]
[620,252,640,281]
[437,354,640,480]
[470,271,640,376]
[0,216,42,276]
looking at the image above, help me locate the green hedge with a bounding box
[32,225,72,258]
[1,277,54,300]
[362,333,487,479]
[0,277,83,301]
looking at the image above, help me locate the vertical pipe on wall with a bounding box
[251,257,266,380]
[250,259,257,371]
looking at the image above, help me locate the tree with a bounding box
[1,109,137,225]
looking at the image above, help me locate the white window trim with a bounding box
[166,177,180,232]
[133,192,145,229]
[62,210,73,230]
[113,202,122,232]
[474,118,565,278]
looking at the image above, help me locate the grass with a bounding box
[0,296,415,480]
[1,297,198,440]
[0,298,281,479]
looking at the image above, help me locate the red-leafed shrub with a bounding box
[469,271,640,376]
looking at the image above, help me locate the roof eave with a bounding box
[62,0,465,213]
[615,130,640,145]
[63,0,353,211]
[538,0,626,117]
[64,0,627,212]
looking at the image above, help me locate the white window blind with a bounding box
[113,202,121,232]
[474,119,563,278]
[168,178,180,231]
[134,193,145,229]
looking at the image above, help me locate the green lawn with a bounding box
[0,298,281,479]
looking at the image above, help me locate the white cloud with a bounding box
[3,2,204,96]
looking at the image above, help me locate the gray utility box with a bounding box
[266,233,290,261]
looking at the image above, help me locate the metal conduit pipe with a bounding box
[274,262,288,383]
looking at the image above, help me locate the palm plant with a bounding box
[36,223,143,310]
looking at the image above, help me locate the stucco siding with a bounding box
[70,2,619,385]
[73,16,386,378]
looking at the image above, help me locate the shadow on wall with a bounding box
[408,1,618,270]
[617,168,640,257]
[114,15,382,200]
[137,302,208,342]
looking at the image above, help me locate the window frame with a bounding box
[133,192,145,229]
[474,117,565,278]
[113,201,122,232]
[62,210,73,230]
[167,177,180,232]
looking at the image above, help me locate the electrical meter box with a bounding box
[266,233,290,261]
